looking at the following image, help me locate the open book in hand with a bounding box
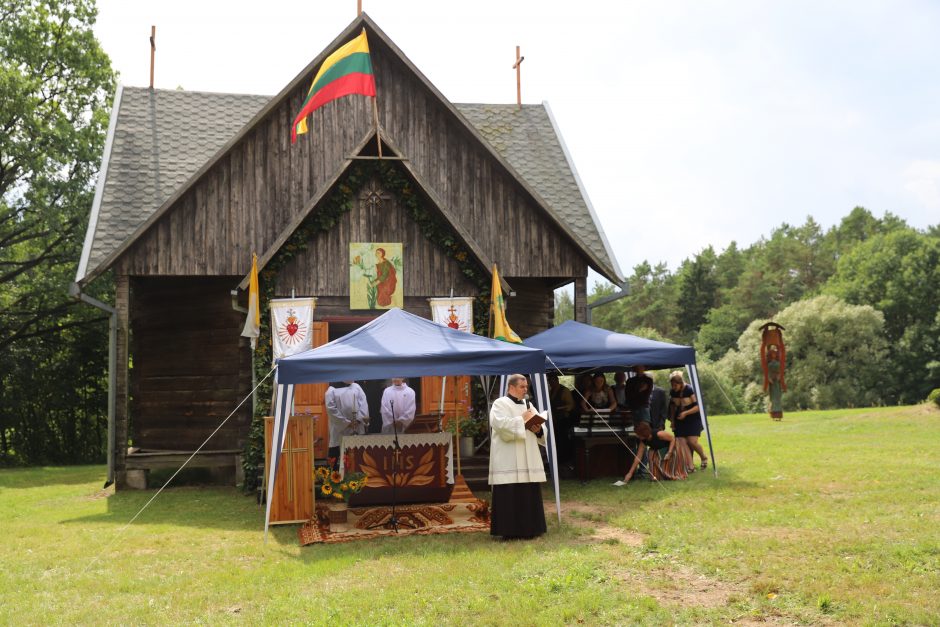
[524,410,548,429]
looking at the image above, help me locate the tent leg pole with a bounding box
[688,364,716,476]
[530,373,561,524]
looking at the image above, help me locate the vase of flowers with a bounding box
[315,464,368,524]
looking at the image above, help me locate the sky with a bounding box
[93,0,940,287]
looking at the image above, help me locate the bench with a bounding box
[124,448,243,489]
[571,410,635,482]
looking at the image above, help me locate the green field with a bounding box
[1,405,938,625]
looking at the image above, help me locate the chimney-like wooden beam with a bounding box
[149,26,156,89]
[357,0,362,16]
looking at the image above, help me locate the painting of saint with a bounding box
[350,243,403,309]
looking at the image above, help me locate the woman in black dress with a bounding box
[668,371,709,471]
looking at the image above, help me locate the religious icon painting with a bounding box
[350,243,403,310]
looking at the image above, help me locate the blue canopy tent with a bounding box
[268,308,561,537]
[525,320,716,475]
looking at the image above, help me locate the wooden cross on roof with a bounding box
[512,46,525,109]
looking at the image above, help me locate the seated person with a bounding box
[612,371,628,409]
[547,374,576,464]
[380,377,416,435]
[581,372,617,413]
[575,373,593,404]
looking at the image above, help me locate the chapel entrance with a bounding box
[290,318,469,460]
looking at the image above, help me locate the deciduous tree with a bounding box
[717,295,889,412]
[0,0,114,463]
[824,228,940,402]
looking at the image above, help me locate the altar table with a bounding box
[340,433,454,506]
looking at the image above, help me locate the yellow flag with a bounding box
[489,264,521,343]
[240,253,260,348]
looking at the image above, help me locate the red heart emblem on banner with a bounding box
[286,323,298,336]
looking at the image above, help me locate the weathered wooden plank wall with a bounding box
[372,38,587,280]
[129,277,252,450]
[504,278,556,339]
[122,89,374,277]
[274,175,477,301]
[118,32,588,284]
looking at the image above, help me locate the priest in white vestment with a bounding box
[488,373,547,539]
[380,378,416,435]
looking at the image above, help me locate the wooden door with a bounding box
[420,375,472,429]
[264,414,314,524]
[292,322,329,458]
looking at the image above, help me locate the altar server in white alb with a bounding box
[488,373,547,539]
[380,378,416,435]
[325,381,369,466]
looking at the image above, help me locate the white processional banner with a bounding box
[429,297,474,333]
[270,297,317,360]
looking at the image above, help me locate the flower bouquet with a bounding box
[315,465,368,503]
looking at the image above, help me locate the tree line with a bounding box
[0,0,114,465]
[557,208,940,414]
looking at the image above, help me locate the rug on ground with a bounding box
[298,499,490,545]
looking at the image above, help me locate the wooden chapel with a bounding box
[73,13,622,490]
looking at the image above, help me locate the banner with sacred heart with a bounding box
[270,297,317,360]
[429,297,474,333]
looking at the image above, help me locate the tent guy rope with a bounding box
[83,366,276,573]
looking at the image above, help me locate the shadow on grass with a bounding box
[49,467,757,556]
[555,465,758,503]
[59,484,594,561]
[287,526,577,563]
[60,485,265,532]
[0,464,109,489]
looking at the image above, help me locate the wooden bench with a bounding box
[124,448,243,489]
[571,410,635,482]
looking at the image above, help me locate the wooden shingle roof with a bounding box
[76,17,622,286]
[76,87,270,282]
[455,103,621,283]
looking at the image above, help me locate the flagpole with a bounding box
[372,97,382,159]
[488,264,496,338]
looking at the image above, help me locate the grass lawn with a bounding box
[1,405,938,625]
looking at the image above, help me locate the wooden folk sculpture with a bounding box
[759,322,786,420]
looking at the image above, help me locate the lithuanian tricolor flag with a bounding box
[292,29,376,143]
[489,264,522,344]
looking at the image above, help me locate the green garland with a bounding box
[242,160,491,491]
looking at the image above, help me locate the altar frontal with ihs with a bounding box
[341,433,454,506]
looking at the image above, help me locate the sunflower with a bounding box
[340,483,349,491]
[321,484,333,496]
[330,471,343,483]
[334,493,344,500]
